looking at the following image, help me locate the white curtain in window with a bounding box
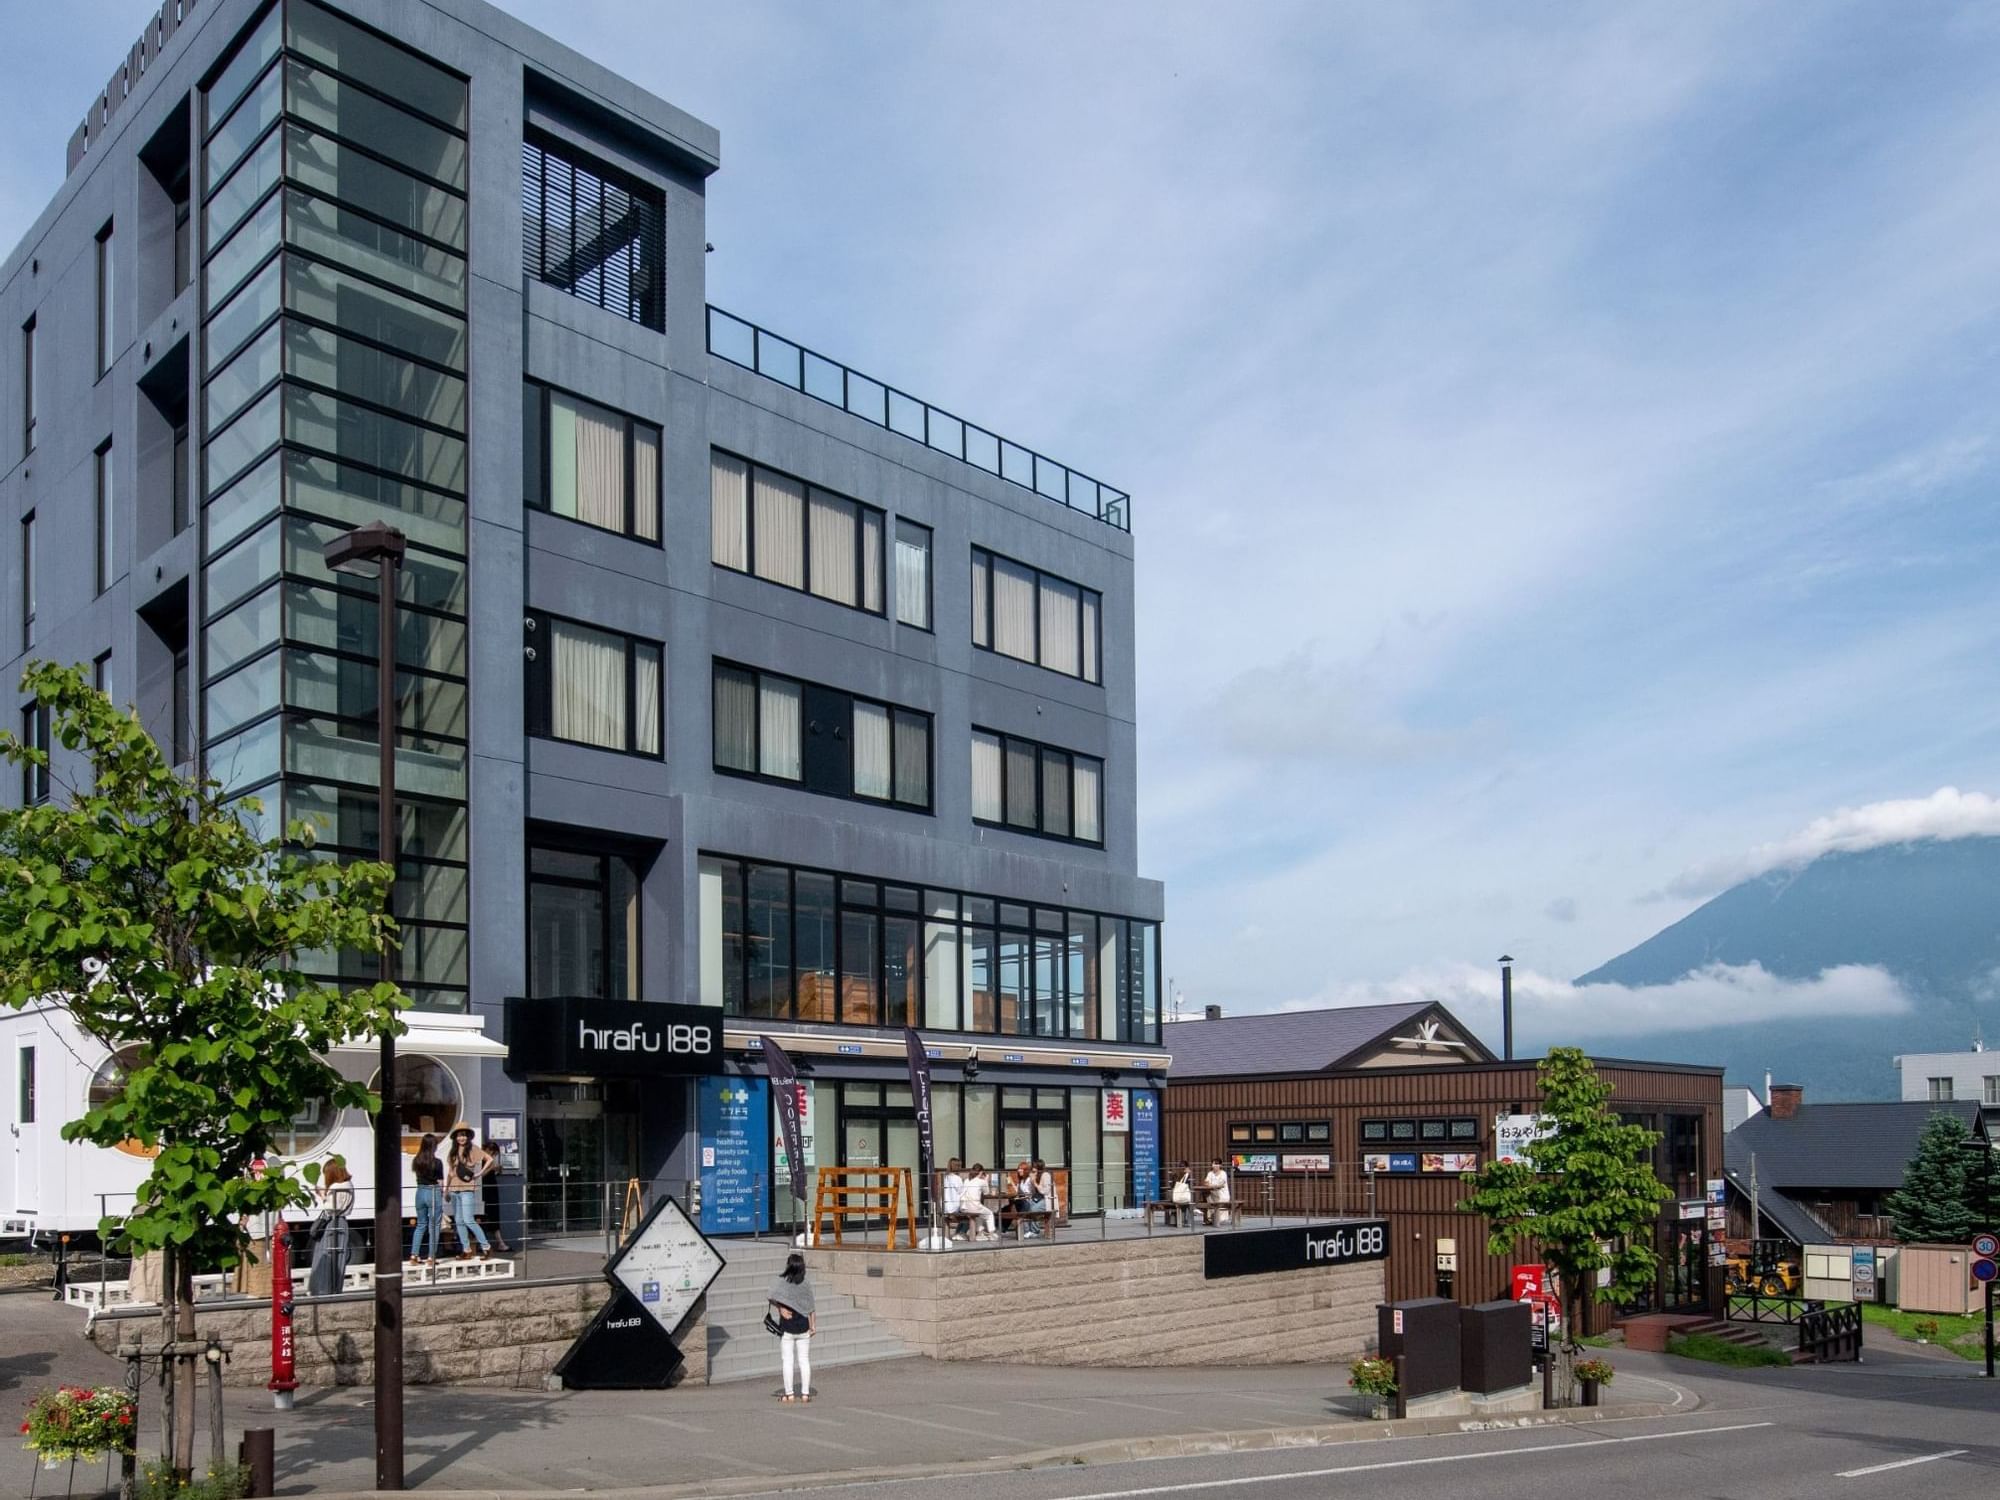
[993,558,1036,661]
[758,676,801,779]
[971,553,989,646]
[551,619,626,750]
[1073,756,1102,842]
[711,451,748,569]
[633,427,661,542]
[754,469,805,588]
[861,510,883,613]
[894,709,928,806]
[852,702,891,798]
[633,643,661,755]
[1081,591,1100,683]
[808,489,857,605]
[1040,578,1080,676]
[1005,738,1038,827]
[574,397,625,531]
[971,731,1002,821]
[713,667,756,770]
[895,525,929,629]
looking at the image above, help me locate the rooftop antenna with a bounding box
[1169,977,1183,1023]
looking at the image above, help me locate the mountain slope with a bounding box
[1573,837,2000,1099]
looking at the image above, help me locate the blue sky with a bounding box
[11,2,1999,1040]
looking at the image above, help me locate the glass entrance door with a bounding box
[525,1080,638,1236]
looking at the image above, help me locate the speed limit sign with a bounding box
[1974,1233,1999,1259]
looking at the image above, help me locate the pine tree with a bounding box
[1886,1112,1977,1243]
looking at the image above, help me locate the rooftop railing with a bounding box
[707,306,1131,532]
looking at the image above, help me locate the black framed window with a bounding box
[520,131,663,331]
[93,651,112,703]
[528,842,642,1000]
[20,316,35,456]
[524,611,662,757]
[19,700,49,805]
[894,519,932,630]
[16,1047,32,1123]
[95,221,115,377]
[970,546,1101,683]
[523,380,660,543]
[699,851,1161,1041]
[971,728,1103,845]
[712,661,929,809]
[709,450,885,615]
[94,440,115,595]
[19,511,34,651]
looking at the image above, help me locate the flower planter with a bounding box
[1581,1378,1601,1407]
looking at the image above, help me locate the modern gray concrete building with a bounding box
[3,0,1165,1237]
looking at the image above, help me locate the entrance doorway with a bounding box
[999,1088,1068,1177]
[525,1080,638,1235]
[1664,1223,1708,1311]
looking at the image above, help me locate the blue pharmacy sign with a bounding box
[698,1076,770,1234]
[1131,1089,1161,1208]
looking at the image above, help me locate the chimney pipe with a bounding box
[1499,956,1514,1062]
[1202,1004,1222,1022]
[1764,1069,1772,1109]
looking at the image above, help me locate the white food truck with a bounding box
[2,1001,506,1243]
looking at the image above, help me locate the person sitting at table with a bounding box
[1031,1158,1057,1228]
[942,1158,968,1240]
[960,1163,997,1240]
[1169,1163,1195,1227]
[1016,1160,1046,1239]
[1203,1158,1232,1226]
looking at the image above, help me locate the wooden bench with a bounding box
[1144,1200,1193,1230]
[998,1205,1058,1240]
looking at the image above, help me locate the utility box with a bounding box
[1376,1297,1460,1401]
[1459,1299,1532,1393]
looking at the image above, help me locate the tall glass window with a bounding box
[970,547,1103,684]
[94,443,114,595]
[95,222,115,376]
[528,844,641,1000]
[710,451,886,616]
[894,519,932,630]
[525,382,661,542]
[197,0,472,1012]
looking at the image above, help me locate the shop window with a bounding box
[371,1053,460,1141]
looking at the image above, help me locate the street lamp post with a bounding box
[322,520,408,1492]
[1498,955,1514,1062]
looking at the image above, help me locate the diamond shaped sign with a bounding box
[607,1195,725,1335]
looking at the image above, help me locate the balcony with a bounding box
[707,307,1130,532]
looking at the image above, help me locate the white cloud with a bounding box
[1286,960,1910,1044]
[1662,787,2000,900]
[1544,897,1578,924]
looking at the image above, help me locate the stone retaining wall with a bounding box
[84,1279,709,1388]
[807,1233,1380,1367]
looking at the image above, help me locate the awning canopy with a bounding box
[333,1013,507,1059]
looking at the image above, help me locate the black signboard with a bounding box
[504,997,724,1079]
[552,1287,686,1390]
[1202,1219,1390,1280]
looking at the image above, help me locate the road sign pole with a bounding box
[1986,1279,1994,1380]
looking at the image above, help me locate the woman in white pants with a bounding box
[769,1252,817,1402]
[960,1164,998,1240]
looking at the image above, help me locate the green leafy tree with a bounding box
[1886,1111,1978,1243]
[1460,1047,1673,1401]
[0,662,404,1474]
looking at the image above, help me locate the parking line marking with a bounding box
[1837,1450,1968,1478]
[1044,1420,1776,1499]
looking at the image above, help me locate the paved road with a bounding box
[745,1352,2000,1500]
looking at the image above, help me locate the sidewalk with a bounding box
[3,1291,1687,1498]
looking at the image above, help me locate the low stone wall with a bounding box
[807,1232,1380,1367]
[84,1278,707,1388]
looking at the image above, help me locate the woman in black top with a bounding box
[410,1134,444,1266]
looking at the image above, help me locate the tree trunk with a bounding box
[157,1246,175,1470]
[172,1249,196,1480]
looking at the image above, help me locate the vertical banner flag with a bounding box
[697,1075,769,1235]
[764,1037,807,1208]
[904,1028,936,1201]
[1132,1089,1161,1207]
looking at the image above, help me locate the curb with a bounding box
[304,1396,1695,1500]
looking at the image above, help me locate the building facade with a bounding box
[2,0,1164,1241]
[1893,1047,2000,1105]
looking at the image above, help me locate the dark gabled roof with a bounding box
[1724,1099,1985,1192]
[1165,1002,1491,1079]
[1719,1165,1831,1246]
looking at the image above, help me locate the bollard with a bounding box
[241,1428,275,1497]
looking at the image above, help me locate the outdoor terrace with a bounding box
[707,306,1132,532]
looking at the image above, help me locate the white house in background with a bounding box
[1893,1045,2000,1105]
[3,1003,506,1240]
[1724,1084,1766,1132]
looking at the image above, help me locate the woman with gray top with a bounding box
[768,1252,816,1402]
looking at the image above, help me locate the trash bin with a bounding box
[1376,1297,1460,1402]
[1459,1299,1532,1394]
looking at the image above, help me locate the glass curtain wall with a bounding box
[198,1,471,1011]
[697,855,1162,1043]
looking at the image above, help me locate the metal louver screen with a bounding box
[521,133,665,331]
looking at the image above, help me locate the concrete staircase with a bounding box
[703,1238,912,1386]
[1679,1316,1800,1360]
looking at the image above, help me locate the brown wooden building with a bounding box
[1160,1003,1725,1325]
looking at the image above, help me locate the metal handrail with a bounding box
[706,305,1132,532]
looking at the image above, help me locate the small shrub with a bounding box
[1574,1357,1616,1385]
[135,1461,250,1500]
[1348,1354,1398,1397]
[1913,1318,1941,1343]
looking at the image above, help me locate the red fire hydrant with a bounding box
[269,1221,297,1411]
